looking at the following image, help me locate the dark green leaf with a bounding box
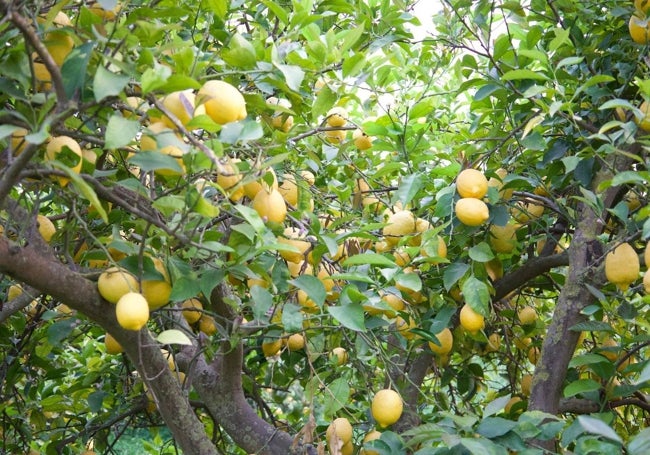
[327,303,365,331]
[93,65,130,102]
[105,115,140,149]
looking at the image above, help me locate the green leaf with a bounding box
[128,151,183,173]
[312,83,336,120]
[105,114,140,149]
[477,416,518,438]
[468,242,495,262]
[577,415,623,444]
[204,0,229,19]
[342,252,396,267]
[501,69,548,81]
[392,173,423,208]
[250,285,273,322]
[93,65,130,102]
[48,161,108,223]
[443,262,470,290]
[222,33,257,69]
[290,274,326,307]
[327,303,366,331]
[233,204,267,233]
[169,276,201,302]
[220,119,264,144]
[47,318,77,346]
[156,329,192,345]
[563,379,601,398]
[61,41,94,99]
[141,63,172,94]
[339,24,365,53]
[483,395,513,418]
[87,390,107,413]
[281,303,303,332]
[628,427,650,455]
[394,271,421,292]
[275,64,305,92]
[461,276,490,317]
[323,377,350,418]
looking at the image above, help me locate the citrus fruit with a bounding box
[197,80,247,125]
[278,227,310,263]
[361,430,382,455]
[605,242,639,291]
[36,214,56,243]
[645,243,650,267]
[456,168,488,199]
[511,201,544,223]
[517,306,537,325]
[324,129,347,144]
[267,96,294,132]
[262,338,282,357]
[216,158,243,201]
[326,107,348,127]
[641,101,650,132]
[45,136,83,186]
[353,129,373,150]
[644,270,650,294]
[115,292,150,331]
[489,223,519,253]
[285,333,305,351]
[521,374,533,396]
[505,396,522,414]
[455,198,489,226]
[527,346,540,364]
[428,327,453,355]
[181,298,203,324]
[380,292,405,317]
[371,389,403,427]
[198,315,217,335]
[382,210,416,245]
[141,258,172,310]
[485,332,501,352]
[98,267,139,304]
[637,0,650,15]
[459,303,485,333]
[326,417,353,445]
[44,30,74,66]
[252,188,287,223]
[340,441,354,455]
[161,89,196,128]
[8,284,23,301]
[278,174,299,206]
[105,332,123,354]
[629,14,650,44]
[10,127,29,155]
[331,347,348,365]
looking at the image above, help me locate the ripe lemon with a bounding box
[527,346,540,364]
[36,214,56,243]
[262,338,282,357]
[455,198,489,226]
[362,430,382,455]
[504,396,522,414]
[644,270,650,294]
[8,284,23,301]
[459,303,485,333]
[161,89,196,128]
[353,129,373,150]
[629,15,650,44]
[45,136,83,186]
[380,292,405,317]
[489,223,519,253]
[216,159,243,201]
[141,258,172,310]
[267,96,294,132]
[115,292,150,331]
[341,441,354,455]
[326,107,348,127]
[512,201,545,223]
[278,227,311,263]
[324,128,347,144]
[637,0,650,15]
[252,188,287,223]
[198,315,217,335]
[278,174,299,206]
[517,306,537,325]
[645,243,650,266]
[331,347,348,365]
[605,242,639,291]
[98,267,139,304]
[105,332,123,354]
[285,333,305,351]
[456,168,488,199]
[371,389,403,427]
[521,374,533,396]
[428,327,453,355]
[181,298,203,324]
[197,80,247,125]
[44,30,74,66]
[485,332,501,352]
[485,258,504,281]
[326,417,353,445]
[10,127,29,155]
[383,210,416,245]
[639,101,650,132]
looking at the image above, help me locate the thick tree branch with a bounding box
[493,252,568,301]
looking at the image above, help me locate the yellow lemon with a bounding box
[326,107,348,127]
[141,258,172,310]
[252,188,287,223]
[161,89,196,128]
[362,430,382,455]
[521,374,533,396]
[262,338,282,357]
[331,347,348,365]
[371,389,403,427]
[428,327,453,355]
[105,332,123,354]
[629,14,650,44]
[45,136,83,186]
[197,80,247,125]
[98,267,139,304]
[517,306,537,325]
[326,417,353,444]
[353,129,373,150]
[285,333,305,351]
[278,227,311,263]
[489,223,519,253]
[181,298,203,324]
[455,198,489,226]
[382,210,416,245]
[198,315,217,335]
[504,396,522,414]
[36,214,56,243]
[605,242,639,291]
[456,168,488,199]
[115,292,150,331]
[459,304,485,333]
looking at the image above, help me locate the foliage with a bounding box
[1,0,650,454]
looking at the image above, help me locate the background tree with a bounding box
[2,0,650,454]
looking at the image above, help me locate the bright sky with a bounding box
[409,0,441,39]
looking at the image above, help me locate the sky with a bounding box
[410,0,440,39]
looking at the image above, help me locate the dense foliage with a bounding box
[2,0,650,454]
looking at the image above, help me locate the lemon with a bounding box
[278,227,310,263]
[198,315,217,335]
[504,396,522,414]
[485,258,504,281]
[8,284,23,301]
[517,306,537,325]
[10,127,29,155]
[489,223,519,253]
[36,214,56,243]
[331,347,348,365]
[361,430,382,455]
[512,201,544,223]
[262,338,282,357]
[459,303,485,333]
[428,327,453,355]
[44,30,74,66]
[181,298,203,324]
[252,188,287,224]
[353,129,373,150]
[521,374,533,396]
[324,129,347,144]
[267,96,294,132]
[455,198,489,226]
[45,136,83,186]
[105,332,123,354]
[326,107,348,127]
[216,159,243,201]
[485,332,501,352]
[115,292,150,331]
[161,89,196,128]
[456,168,488,199]
[644,270,650,294]
[379,292,405,317]
[197,80,247,125]
[341,441,354,455]
[285,333,305,351]
[278,174,299,206]
[371,389,403,427]
[326,417,353,444]
[98,267,139,304]
[645,242,650,267]
[382,210,416,245]
[141,258,172,310]
[527,346,540,364]
[605,242,639,291]
[629,14,650,45]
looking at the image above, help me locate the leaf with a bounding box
[105,114,140,149]
[275,64,305,92]
[443,262,470,290]
[222,33,257,69]
[501,69,549,81]
[522,113,545,139]
[476,416,517,438]
[47,318,77,346]
[342,253,396,267]
[392,173,423,208]
[628,427,650,455]
[577,415,623,444]
[220,119,264,144]
[93,65,130,102]
[48,161,108,223]
[250,285,273,322]
[87,390,107,413]
[327,303,366,331]
[141,63,172,94]
[468,242,494,263]
[233,204,266,233]
[635,361,650,386]
[323,377,350,417]
[156,329,192,346]
[483,396,513,418]
[394,271,421,292]
[61,41,94,99]
[461,276,491,317]
[128,151,184,173]
[290,274,326,307]
[563,379,601,398]
[281,303,303,332]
